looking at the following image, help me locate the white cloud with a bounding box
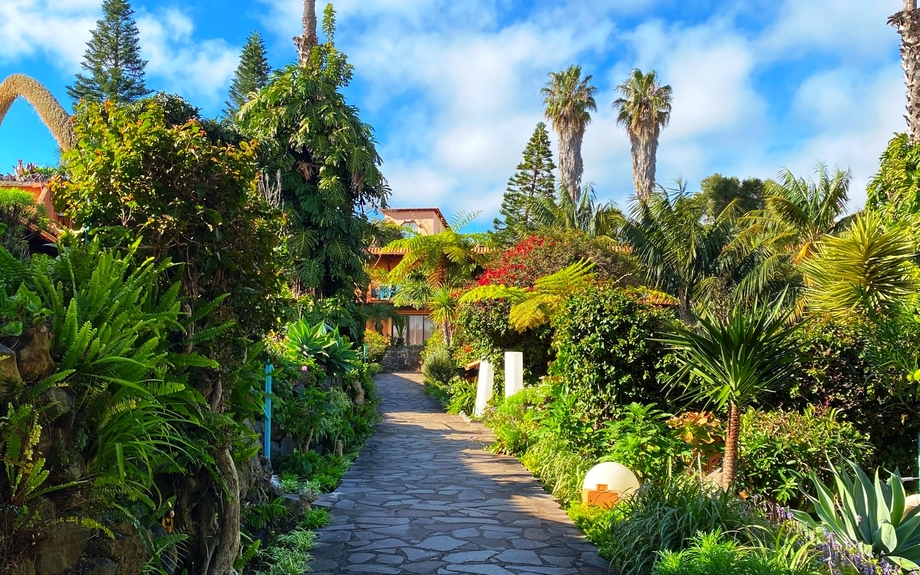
[0,0,96,69]
[136,9,239,102]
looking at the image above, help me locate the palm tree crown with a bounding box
[613,69,673,202]
[541,65,597,204]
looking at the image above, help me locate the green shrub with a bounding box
[739,406,870,506]
[551,287,678,424]
[520,431,593,505]
[487,384,553,455]
[786,319,919,474]
[605,476,770,575]
[652,530,818,575]
[422,346,457,387]
[601,403,688,481]
[363,329,389,363]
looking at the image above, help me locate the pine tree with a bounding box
[493,122,557,244]
[67,0,151,105]
[224,31,272,120]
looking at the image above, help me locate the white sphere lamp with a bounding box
[581,462,640,508]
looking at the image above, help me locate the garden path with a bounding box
[307,372,609,575]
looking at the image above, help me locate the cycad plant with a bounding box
[460,259,595,331]
[803,212,917,319]
[661,300,802,486]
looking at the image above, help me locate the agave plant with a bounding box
[792,461,920,570]
[285,320,360,382]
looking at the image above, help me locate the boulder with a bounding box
[277,436,295,459]
[34,522,91,575]
[40,388,73,418]
[83,558,117,575]
[17,325,55,380]
[9,559,35,575]
[0,342,22,394]
[281,493,313,515]
[108,523,147,575]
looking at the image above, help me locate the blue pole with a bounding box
[264,363,273,461]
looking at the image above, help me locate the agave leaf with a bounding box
[878,521,898,553]
[890,472,906,527]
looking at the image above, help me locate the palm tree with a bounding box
[661,300,802,487]
[613,69,673,202]
[0,74,76,151]
[745,164,852,264]
[619,184,736,323]
[541,65,597,204]
[734,164,853,308]
[890,1,920,142]
[382,212,487,345]
[532,185,622,240]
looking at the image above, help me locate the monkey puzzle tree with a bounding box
[224,31,272,120]
[67,0,151,105]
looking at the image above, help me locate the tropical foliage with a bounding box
[541,65,597,203]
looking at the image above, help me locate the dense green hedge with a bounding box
[550,287,679,422]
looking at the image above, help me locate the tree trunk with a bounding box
[891,1,920,142]
[557,127,584,205]
[206,445,241,575]
[630,130,658,203]
[722,403,741,488]
[294,0,318,64]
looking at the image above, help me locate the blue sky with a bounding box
[0,0,906,229]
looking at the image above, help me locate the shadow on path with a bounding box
[307,372,609,575]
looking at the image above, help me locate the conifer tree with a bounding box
[67,0,151,105]
[224,31,272,120]
[493,122,557,244]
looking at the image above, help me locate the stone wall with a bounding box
[380,346,423,372]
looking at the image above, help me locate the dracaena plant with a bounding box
[792,460,920,570]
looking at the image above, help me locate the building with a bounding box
[365,208,450,346]
[0,178,64,255]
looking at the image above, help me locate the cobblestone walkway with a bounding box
[308,372,609,575]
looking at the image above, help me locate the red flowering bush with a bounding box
[478,231,638,288]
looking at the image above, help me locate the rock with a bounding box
[1,342,22,385]
[40,388,73,418]
[108,523,147,575]
[351,378,365,405]
[17,325,55,380]
[334,439,344,458]
[278,436,295,459]
[34,521,90,575]
[281,493,313,514]
[9,559,35,575]
[83,558,117,575]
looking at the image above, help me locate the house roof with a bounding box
[382,207,450,230]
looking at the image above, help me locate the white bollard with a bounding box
[505,351,524,398]
[474,360,494,417]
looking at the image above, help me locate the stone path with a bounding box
[308,372,609,575]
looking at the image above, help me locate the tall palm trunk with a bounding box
[722,403,741,488]
[294,0,318,64]
[891,0,920,142]
[630,127,660,202]
[558,126,585,204]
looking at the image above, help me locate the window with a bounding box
[403,220,419,233]
[392,314,435,346]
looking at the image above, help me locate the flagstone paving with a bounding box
[308,372,610,575]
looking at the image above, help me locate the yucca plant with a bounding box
[661,299,802,486]
[792,461,920,570]
[460,259,595,331]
